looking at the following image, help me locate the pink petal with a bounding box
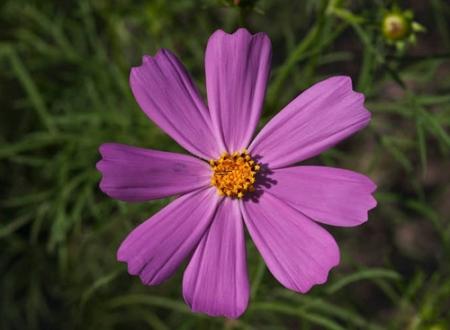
[269,166,377,227]
[205,28,272,152]
[183,198,249,319]
[130,49,219,159]
[241,192,340,293]
[249,76,371,168]
[117,188,219,285]
[96,143,211,202]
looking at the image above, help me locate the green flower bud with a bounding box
[382,12,410,41]
[380,7,425,52]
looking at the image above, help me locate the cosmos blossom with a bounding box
[97,28,377,318]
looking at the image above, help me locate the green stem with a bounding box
[266,16,326,107]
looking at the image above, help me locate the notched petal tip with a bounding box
[95,149,109,191]
[135,49,172,66]
[117,250,151,283]
[233,27,270,41]
[116,247,126,262]
[205,27,272,152]
[98,142,116,157]
[300,239,341,293]
[328,75,372,129]
[210,27,249,38]
[129,49,175,84]
[114,189,219,287]
[296,256,340,294]
[368,195,378,210]
[268,167,378,228]
[367,178,378,194]
[352,185,377,226]
[342,77,370,117]
[209,27,270,42]
[332,74,352,85]
[116,244,145,277]
[361,175,378,213]
[337,75,371,118]
[95,151,111,200]
[249,74,373,168]
[288,248,340,294]
[242,193,342,295]
[95,159,104,172]
[327,75,366,102]
[331,76,367,103]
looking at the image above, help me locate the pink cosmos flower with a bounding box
[97,28,377,318]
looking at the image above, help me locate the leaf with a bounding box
[326,268,401,294]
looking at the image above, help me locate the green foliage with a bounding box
[1,0,449,329]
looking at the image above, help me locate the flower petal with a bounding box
[249,76,371,168]
[205,28,272,152]
[117,188,219,285]
[241,192,340,293]
[130,49,219,159]
[183,198,249,318]
[269,166,377,227]
[96,143,211,202]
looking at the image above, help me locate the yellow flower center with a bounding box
[209,150,260,198]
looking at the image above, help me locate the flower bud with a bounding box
[382,12,410,41]
[380,7,425,51]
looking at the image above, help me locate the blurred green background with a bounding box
[1,0,449,329]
